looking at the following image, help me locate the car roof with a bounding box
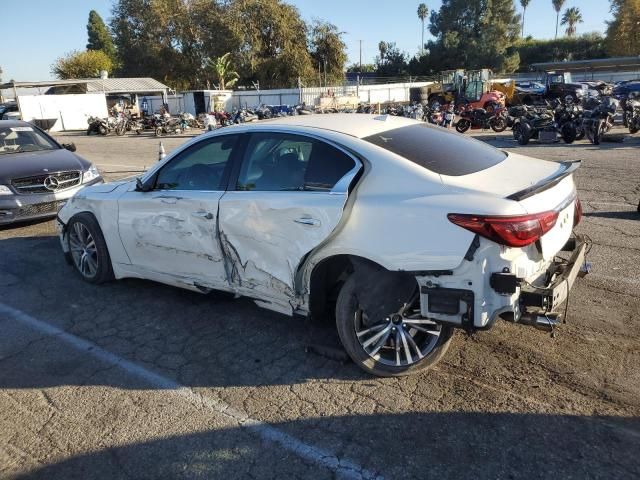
[0,120,32,129]
[248,113,422,139]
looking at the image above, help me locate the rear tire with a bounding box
[155,127,163,137]
[455,119,471,133]
[593,120,603,145]
[561,122,577,144]
[514,124,530,145]
[335,275,454,377]
[490,117,507,132]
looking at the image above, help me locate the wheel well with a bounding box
[307,255,386,321]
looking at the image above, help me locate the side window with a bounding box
[155,135,238,191]
[236,133,355,192]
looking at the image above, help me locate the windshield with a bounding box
[0,125,58,155]
[363,123,506,176]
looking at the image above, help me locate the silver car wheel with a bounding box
[354,295,442,367]
[69,222,99,279]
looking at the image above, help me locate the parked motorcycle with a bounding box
[86,116,109,136]
[154,115,182,136]
[512,105,556,145]
[551,98,585,144]
[455,105,507,133]
[582,96,618,145]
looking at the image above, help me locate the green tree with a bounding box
[552,0,566,39]
[520,0,531,37]
[227,0,314,88]
[375,42,408,75]
[417,3,429,56]
[606,0,640,56]
[516,32,607,70]
[346,63,375,73]
[428,0,521,73]
[86,10,116,61]
[561,7,583,37]
[207,53,239,90]
[51,50,113,79]
[308,20,347,85]
[111,0,237,89]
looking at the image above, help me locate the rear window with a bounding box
[362,123,506,176]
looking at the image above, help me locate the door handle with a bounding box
[191,211,214,220]
[294,217,320,226]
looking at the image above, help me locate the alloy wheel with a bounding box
[69,222,99,279]
[353,295,442,367]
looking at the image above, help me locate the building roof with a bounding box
[0,78,169,94]
[531,56,640,72]
[84,77,169,93]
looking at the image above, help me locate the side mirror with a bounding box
[62,143,77,152]
[135,176,153,192]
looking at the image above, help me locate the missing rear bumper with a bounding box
[519,235,587,313]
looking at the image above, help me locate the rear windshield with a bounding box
[363,123,506,176]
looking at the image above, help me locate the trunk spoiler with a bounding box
[507,161,581,201]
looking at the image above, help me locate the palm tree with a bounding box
[561,7,583,37]
[520,0,531,38]
[552,0,566,39]
[207,53,239,91]
[417,3,429,56]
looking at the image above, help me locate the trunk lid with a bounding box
[443,153,579,260]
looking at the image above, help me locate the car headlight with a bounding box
[83,165,100,183]
[0,185,13,195]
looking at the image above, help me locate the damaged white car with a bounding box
[57,114,587,377]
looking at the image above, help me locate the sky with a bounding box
[2,0,613,82]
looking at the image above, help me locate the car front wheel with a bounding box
[67,213,114,284]
[335,275,453,377]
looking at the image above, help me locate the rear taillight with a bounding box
[448,211,559,248]
[574,198,582,226]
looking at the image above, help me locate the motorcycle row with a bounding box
[87,109,203,137]
[85,92,640,145]
[381,91,640,146]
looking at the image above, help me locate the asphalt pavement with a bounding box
[0,126,638,479]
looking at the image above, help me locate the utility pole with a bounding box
[323,58,327,88]
[359,40,362,75]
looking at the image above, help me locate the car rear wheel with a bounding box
[67,213,114,284]
[335,275,453,377]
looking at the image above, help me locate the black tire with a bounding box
[115,124,126,136]
[335,275,454,377]
[514,123,530,145]
[98,125,108,136]
[455,119,471,133]
[575,126,586,141]
[561,122,577,144]
[490,116,507,133]
[593,120,603,145]
[630,125,639,134]
[66,213,114,284]
[155,127,163,137]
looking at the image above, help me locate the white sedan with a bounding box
[57,114,587,377]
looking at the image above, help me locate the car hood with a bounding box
[0,148,90,182]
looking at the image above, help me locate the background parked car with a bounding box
[0,120,102,225]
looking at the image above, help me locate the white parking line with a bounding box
[0,302,382,480]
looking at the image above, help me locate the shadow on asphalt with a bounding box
[15,413,640,479]
[0,234,363,388]
[584,210,639,220]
